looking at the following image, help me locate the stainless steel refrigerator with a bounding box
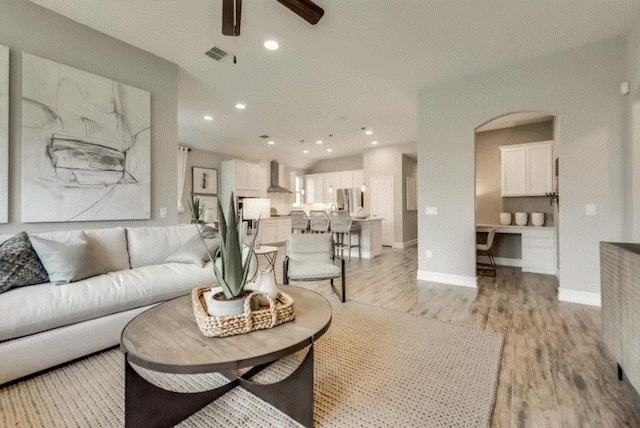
[336,188,363,212]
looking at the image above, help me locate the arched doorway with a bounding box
[474,111,559,278]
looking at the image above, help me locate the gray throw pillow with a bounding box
[30,231,103,284]
[0,232,50,293]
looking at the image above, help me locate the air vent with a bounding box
[259,135,270,139]
[205,46,229,61]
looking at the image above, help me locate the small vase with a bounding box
[531,212,545,227]
[515,212,528,226]
[499,212,512,225]
[251,270,278,306]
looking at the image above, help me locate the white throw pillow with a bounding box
[164,235,209,267]
[29,231,103,284]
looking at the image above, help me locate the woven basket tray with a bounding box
[191,286,295,338]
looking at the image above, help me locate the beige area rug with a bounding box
[0,297,503,427]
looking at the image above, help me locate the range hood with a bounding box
[267,161,292,194]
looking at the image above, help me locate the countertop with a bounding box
[477,224,555,233]
[353,217,383,222]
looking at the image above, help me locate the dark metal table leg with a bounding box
[618,363,623,381]
[124,354,238,428]
[238,345,315,428]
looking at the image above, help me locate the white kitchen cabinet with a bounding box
[352,170,364,189]
[305,169,364,203]
[521,228,556,274]
[221,160,266,204]
[500,141,553,197]
[323,172,338,204]
[257,218,292,244]
[305,174,324,203]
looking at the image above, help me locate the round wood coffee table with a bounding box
[120,285,331,428]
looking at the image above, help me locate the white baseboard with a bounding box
[392,239,418,249]
[558,288,601,307]
[417,270,477,288]
[477,255,522,268]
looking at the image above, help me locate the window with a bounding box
[294,176,304,207]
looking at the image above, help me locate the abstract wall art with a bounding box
[192,167,217,195]
[21,53,151,222]
[0,45,8,224]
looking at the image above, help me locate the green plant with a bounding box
[188,195,203,223]
[198,193,260,299]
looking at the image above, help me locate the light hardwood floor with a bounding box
[261,245,640,427]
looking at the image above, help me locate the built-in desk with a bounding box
[477,224,557,275]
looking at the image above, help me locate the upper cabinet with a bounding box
[500,141,553,197]
[221,160,266,203]
[304,170,363,203]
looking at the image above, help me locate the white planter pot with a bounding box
[531,212,545,227]
[205,288,252,316]
[515,212,528,226]
[499,212,512,225]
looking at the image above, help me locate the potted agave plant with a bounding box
[198,193,260,316]
[188,195,204,224]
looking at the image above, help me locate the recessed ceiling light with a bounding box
[365,130,373,135]
[203,115,213,121]
[264,40,279,51]
[371,141,379,145]
[327,148,333,152]
[316,140,323,145]
[235,103,246,110]
[268,141,275,145]
[303,150,309,154]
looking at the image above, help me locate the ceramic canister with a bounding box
[515,212,528,226]
[531,212,545,227]
[499,212,512,225]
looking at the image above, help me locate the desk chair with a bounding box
[476,225,497,277]
[283,233,346,302]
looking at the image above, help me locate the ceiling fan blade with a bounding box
[276,0,324,25]
[222,0,242,36]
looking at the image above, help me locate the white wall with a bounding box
[363,143,416,245]
[626,19,640,241]
[0,1,178,235]
[418,37,627,297]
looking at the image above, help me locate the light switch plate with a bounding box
[160,207,167,218]
[425,206,438,216]
[585,204,596,216]
[426,250,433,259]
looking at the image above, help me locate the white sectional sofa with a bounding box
[0,224,217,385]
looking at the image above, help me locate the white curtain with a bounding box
[177,146,189,213]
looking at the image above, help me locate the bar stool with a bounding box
[309,211,330,233]
[290,210,309,233]
[330,210,361,261]
[476,225,497,277]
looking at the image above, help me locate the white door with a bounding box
[500,147,526,196]
[370,176,394,246]
[526,144,553,195]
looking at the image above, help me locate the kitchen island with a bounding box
[349,217,383,259]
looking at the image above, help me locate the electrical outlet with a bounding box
[425,206,438,216]
[426,250,433,259]
[160,207,167,218]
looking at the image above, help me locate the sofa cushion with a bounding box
[32,227,130,273]
[0,235,12,245]
[30,231,104,284]
[0,232,49,293]
[0,262,217,342]
[127,225,210,268]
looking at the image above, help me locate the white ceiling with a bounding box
[30,0,640,168]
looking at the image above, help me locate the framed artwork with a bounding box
[0,45,8,223]
[21,53,151,222]
[192,167,217,195]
